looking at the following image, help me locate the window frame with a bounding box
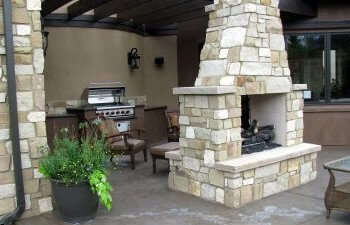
[285,31,350,105]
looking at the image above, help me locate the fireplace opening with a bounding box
[241,94,287,154]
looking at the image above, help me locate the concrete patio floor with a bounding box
[18,148,350,225]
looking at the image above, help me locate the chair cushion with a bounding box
[110,138,145,153]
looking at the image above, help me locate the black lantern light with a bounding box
[127,48,141,70]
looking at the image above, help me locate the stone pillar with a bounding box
[0,0,52,219]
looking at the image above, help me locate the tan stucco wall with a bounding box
[144,36,178,110]
[44,27,178,109]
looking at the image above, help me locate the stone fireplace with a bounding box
[166,0,321,208]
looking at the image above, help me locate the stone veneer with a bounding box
[0,0,52,219]
[166,0,321,208]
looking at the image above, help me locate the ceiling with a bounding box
[41,0,320,33]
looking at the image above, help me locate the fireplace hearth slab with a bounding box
[215,143,321,173]
[173,86,236,95]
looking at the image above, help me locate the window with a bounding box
[287,32,350,104]
[287,34,325,103]
[330,34,350,102]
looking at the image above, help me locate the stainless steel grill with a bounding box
[87,82,135,120]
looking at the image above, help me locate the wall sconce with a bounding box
[127,48,141,70]
[154,57,164,67]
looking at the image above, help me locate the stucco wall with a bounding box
[44,27,178,109]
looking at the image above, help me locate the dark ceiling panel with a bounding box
[42,0,74,17]
[67,0,114,20]
[279,0,317,17]
[114,0,196,24]
[147,8,208,29]
[135,0,211,25]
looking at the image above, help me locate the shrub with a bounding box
[39,120,113,210]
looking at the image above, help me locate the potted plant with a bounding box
[39,120,113,223]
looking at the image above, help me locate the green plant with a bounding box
[89,170,113,211]
[39,119,113,210]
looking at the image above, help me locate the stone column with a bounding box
[0,0,52,218]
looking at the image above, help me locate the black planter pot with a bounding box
[51,180,99,223]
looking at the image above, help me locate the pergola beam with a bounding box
[94,0,150,21]
[42,0,74,17]
[147,8,208,29]
[279,0,317,17]
[67,0,114,20]
[136,0,211,25]
[114,0,196,24]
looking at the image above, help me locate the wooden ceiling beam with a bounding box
[41,0,74,17]
[67,0,114,20]
[94,0,150,21]
[279,0,317,17]
[146,8,208,29]
[136,0,211,25]
[114,0,196,24]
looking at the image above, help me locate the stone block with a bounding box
[35,122,46,137]
[19,123,36,139]
[243,178,254,186]
[221,27,246,48]
[240,47,259,62]
[185,127,195,139]
[287,158,299,172]
[265,77,291,93]
[189,180,201,196]
[216,188,225,204]
[183,157,200,171]
[24,179,39,194]
[255,163,280,178]
[227,14,250,27]
[224,188,240,208]
[204,150,215,167]
[211,130,228,144]
[227,177,242,189]
[27,0,42,10]
[300,161,312,184]
[27,111,45,122]
[0,155,10,172]
[0,198,15,215]
[270,34,285,51]
[277,173,289,191]
[0,184,15,199]
[263,181,278,197]
[33,49,44,74]
[253,183,263,200]
[38,197,53,213]
[209,169,224,187]
[199,60,227,77]
[175,175,189,193]
[0,171,14,185]
[288,174,300,189]
[29,137,47,158]
[241,62,272,75]
[194,127,211,140]
[201,183,216,201]
[16,25,31,36]
[17,92,33,111]
[240,185,253,205]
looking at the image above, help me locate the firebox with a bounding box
[241,94,287,154]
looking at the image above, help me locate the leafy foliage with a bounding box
[89,170,113,211]
[39,119,113,210]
